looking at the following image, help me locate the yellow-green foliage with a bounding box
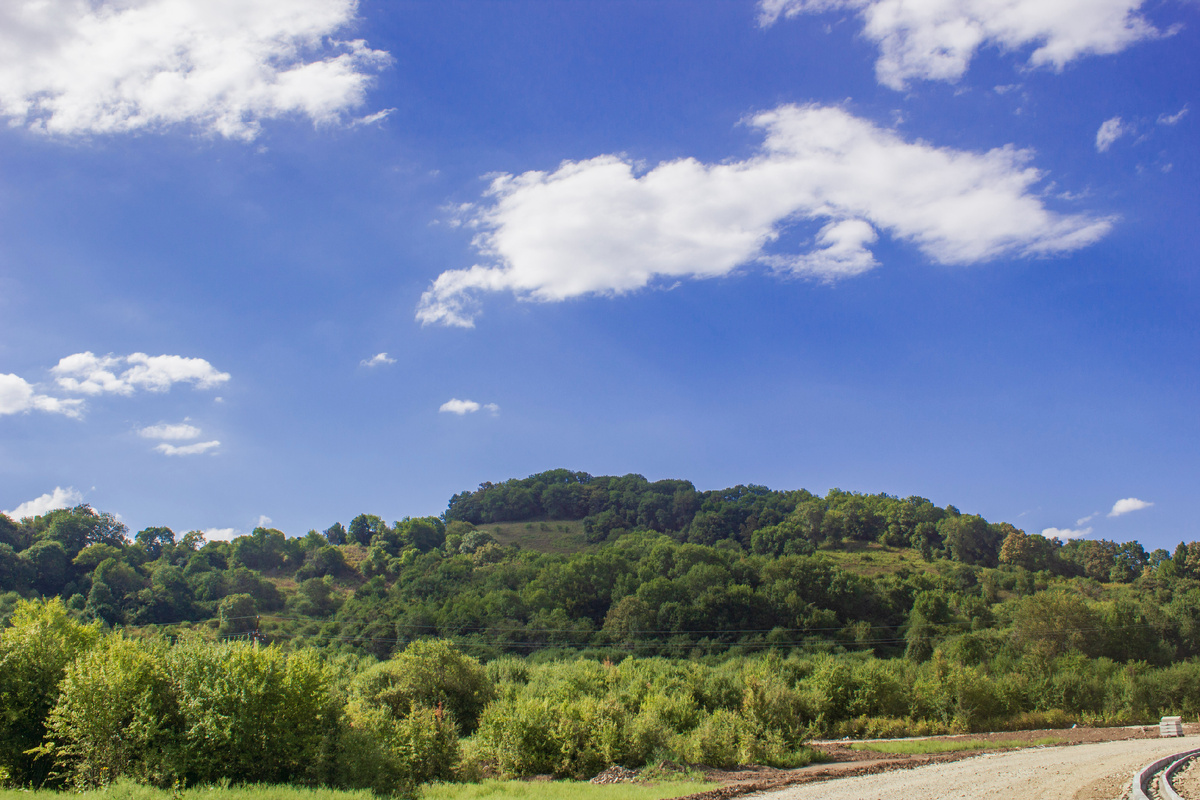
[43,635,177,787]
[0,598,101,785]
[353,639,494,734]
[476,656,817,776]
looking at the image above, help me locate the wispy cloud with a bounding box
[1158,105,1189,126]
[139,421,202,440]
[0,0,390,139]
[0,373,83,418]
[1076,512,1098,526]
[419,104,1111,327]
[1043,526,1093,540]
[1095,116,1129,152]
[3,486,83,519]
[154,440,221,457]
[1109,497,1153,517]
[360,352,397,367]
[757,0,1162,90]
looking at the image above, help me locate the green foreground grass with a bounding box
[423,779,715,799]
[0,779,717,800]
[850,736,1063,755]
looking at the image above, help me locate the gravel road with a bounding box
[745,736,1200,800]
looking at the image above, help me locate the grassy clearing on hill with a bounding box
[484,520,591,554]
[815,542,934,577]
[850,737,1064,755]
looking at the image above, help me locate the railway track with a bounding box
[1131,747,1200,800]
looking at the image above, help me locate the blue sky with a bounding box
[0,0,1195,550]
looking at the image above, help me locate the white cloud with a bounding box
[53,352,229,395]
[418,104,1112,327]
[1158,105,1189,126]
[1095,116,1129,152]
[1108,497,1153,517]
[438,398,499,415]
[203,527,239,542]
[0,0,390,140]
[257,515,273,528]
[139,421,201,440]
[4,486,84,519]
[1043,526,1093,540]
[0,373,84,418]
[758,0,1162,89]
[439,398,481,415]
[360,352,396,367]
[1075,512,1098,526]
[154,440,220,456]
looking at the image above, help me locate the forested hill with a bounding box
[442,469,1158,573]
[1,468,1198,663]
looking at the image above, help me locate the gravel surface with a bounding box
[740,736,1200,800]
[1172,757,1200,800]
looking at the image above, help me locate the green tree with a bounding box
[0,598,100,785]
[133,527,175,561]
[23,539,70,596]
[348,514,387,547]
[230,527,286,571]
[1010,590,1101,662]
[217,594,257,637]
[352,639,493,735]
[939,515,1002,567]
[0,543,33,592]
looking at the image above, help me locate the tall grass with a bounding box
[0,782,377,800]
[422,779,715,800]
[0,780,716,800]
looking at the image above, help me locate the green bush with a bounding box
[339,703,459,794]
[166,640,338,786]
[353,640,493,734]
[44,635,178,787]
[0,598,100,785]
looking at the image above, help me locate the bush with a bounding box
[339,703,460,794]
[0,598,100,785]
[44,635,178,787]
[352,640,493,734]
[166,640,339,786]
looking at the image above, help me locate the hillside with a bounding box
[4,469,1200,796]
[1,468,1195,663]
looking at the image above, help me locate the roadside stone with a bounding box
[591,765,642,784]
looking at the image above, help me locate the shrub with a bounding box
[352,640,493,734]
[0,598,101,785]
[166,640,338,786]
[43,635,178,787]
[339,703,459,794]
